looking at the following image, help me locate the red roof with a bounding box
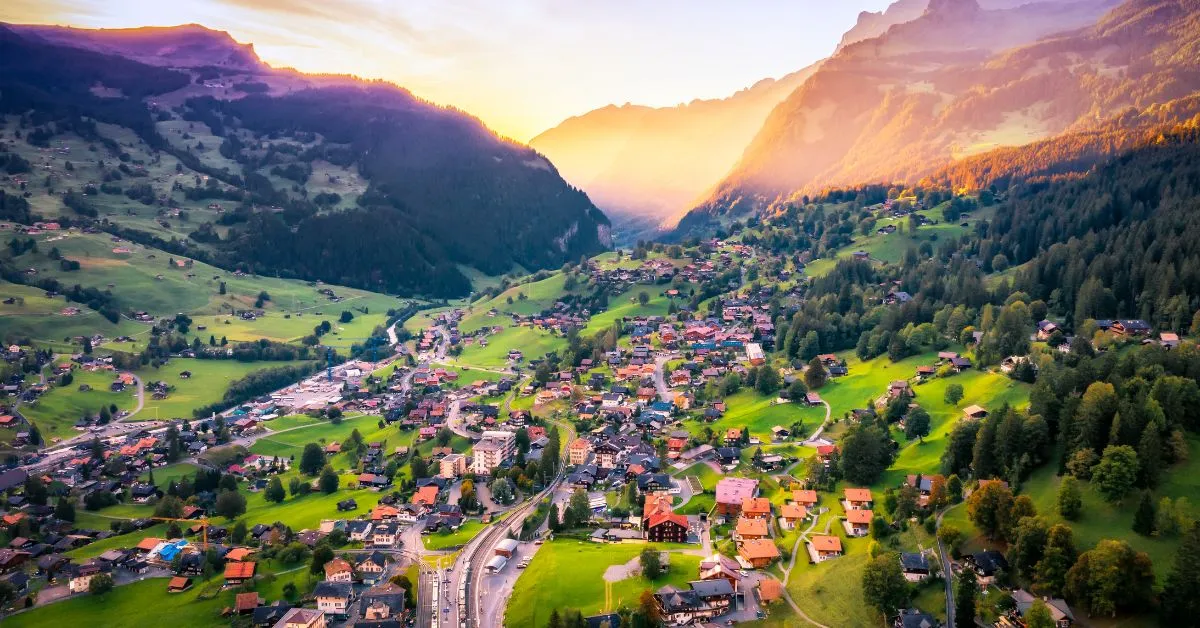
[647,512,689,530]
[224,561,256,580]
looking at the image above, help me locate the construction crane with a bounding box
[152,516,211,549]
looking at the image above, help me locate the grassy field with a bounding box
[454,326,566,368]
[423,520,488,551]
[688,389,827,440]
[458,273,582,333]
[139,463,201,489]
[506,540,701,627]
[18,368,138,444]
[3,563,311,628]
[580,284,685,338]
[135,358,315,420]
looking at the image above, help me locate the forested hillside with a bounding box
[0,25,610,297]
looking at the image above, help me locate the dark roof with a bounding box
[585,613,623,628]
[687,578,734,598]
[972,550,1009,575]
[900,552,929,571]
[314,581,353,598]
[0,468,29,492]
[898,608,939,628]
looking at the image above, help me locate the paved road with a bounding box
[802,400,833,445]
[652,353,678,405]
[936,504,958,628]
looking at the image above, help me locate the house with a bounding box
[336,499,358,512]
[1036,320,1060,341]
[770,426,790,442]
[915,366,936,380]
[646,512,690,543]
[746,343,765,365]
[805,392,823,406]
[807,535,843,562]
[962,405,988,420]
[738,538,781,568]
[734,517,769,541]
[741,497,771,520]
[654,580,733,624]
[968,550,1010,586]
[779,503,808,530]
[714,477,759,517]
[224,561,257,585]
[371,522,399,547]
[235,592,262,614]
[323,558,354,583]
[355,551,390,584]
[254,602,295,627]
[792,490,819,509]
[844,509,873,537]
[888,380,913,400]
[895,608,939,628]
[1012,589,1074,628]
[1160,332,1181,349]
[900,553,930,582]
[844,488,873,510]
[68,561,110,593]
[346,521,373,542]
[273,607,327,628]
[314,581,354,616]
[949,356,972,372]
[413,485,439,507]
[166,576,193,592]
[1112,319,1151,336]
[594,441,621,469]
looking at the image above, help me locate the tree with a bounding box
[840,424,893,484]
[862,553,911,618]
[805,357,828,389]
[1161,523,1200,624]
[319,465,339,494]
[88,572,114,595]
[905,407,931,441]
[1034,525,1077,597]
[155,495,185,519]
[1057,475,1083,520]
[637,291,650,306]
[1025,600,1055,628]
[955,569,977,625]
[264,477,286,503]
[1011,516,1049,579]
[22,475,47,506]
[55,496,76,522]
[945,383,964,406]
[310,544,334,575]
[1132,491,1156,536]
[232,520,248,544]
[756,364,781,395]
[967,481,1014,541]
[214,490,247,519]
[938,525,965,555]
[640,547,663,579]
[1066,539,1154,617]
[299,443,325,476]
[1092,445,1138,502]
[436,427,453,447]
[489,478,516,505]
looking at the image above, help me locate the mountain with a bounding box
[529,63,820,235]
[9,23,264,70]
[677,0,1141,234]
[0,24,609,297]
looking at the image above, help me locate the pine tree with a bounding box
[955,569,977,625]
[1133,491,1156,536]
[1162,523,1200,624]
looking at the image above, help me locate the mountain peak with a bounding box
[925,0,982,17]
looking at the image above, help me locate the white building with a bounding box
[470,430,516,474]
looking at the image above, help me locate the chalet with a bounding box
[792,490,819,509]
[1036,320,1060,341]
[900,553,930,582]
[895,608,939,628]
[741,497,771,520]
[1161,332,1181,349]
[166,576,192,593]
[724,428,743,446]
[224,561,256,585]
[1012,589,1074,628]
[314,581,354,616]
[594,441,621,469]
[355,551,390,584]
[770,426,790,441]
[1112,319,1151,336]
[68,561,110,593]
[844,509,873,537]
[654,580,734,624]
[888,381,913,400]
[734,517,769,541]
[371,522,399,547]
[949,356,972,372]
[738,538,781,568]
[844,488,873,510]
[805,392,823,406]
[323,558,354,583]
[779,503,808,530]
[808,535,843,562]
[968,550,1010,586]
[915,365,936,380]
[646,512,690,543]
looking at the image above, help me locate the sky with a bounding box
[3,0,893,141]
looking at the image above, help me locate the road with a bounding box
[652,353,677,404]
[802,400,833,445]
[936,505,958,628]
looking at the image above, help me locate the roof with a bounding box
[324,558,353,577]
[844,488,872,503]
[780,503,807,519]
[714,477,758,504]
[738,539,781,560]
[793,490,818,504]
[741,497,771,515]
[810,535,842,552]
[224,561,256,580]
[758,578,784,602]
[846,509,873,525]
[901,553,930,571]
[314,580,353,598]
[235,592,260,612]
[735,517,769,537]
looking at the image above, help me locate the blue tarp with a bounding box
[158,539,188,561]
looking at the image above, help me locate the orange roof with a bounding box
[844,488,872,503]
[371,505,399,520]
[414,485,439,505]
[224,561,256,580]
[758,578,784,602]
[644,493,673,518]
[780,503,807,520]
[811,535,842,552]
[793,490,818,505]
[136,537,164,551]
[846,509,874,525]
[324,558,353,577]
[569,438,591,450]
[167,576,190,591]
[225,548,255,562]
[742,497,771,515]
[646,512,689,530]
[738,538,781,560]
[736,517,769,537]
[235,592,259,612]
